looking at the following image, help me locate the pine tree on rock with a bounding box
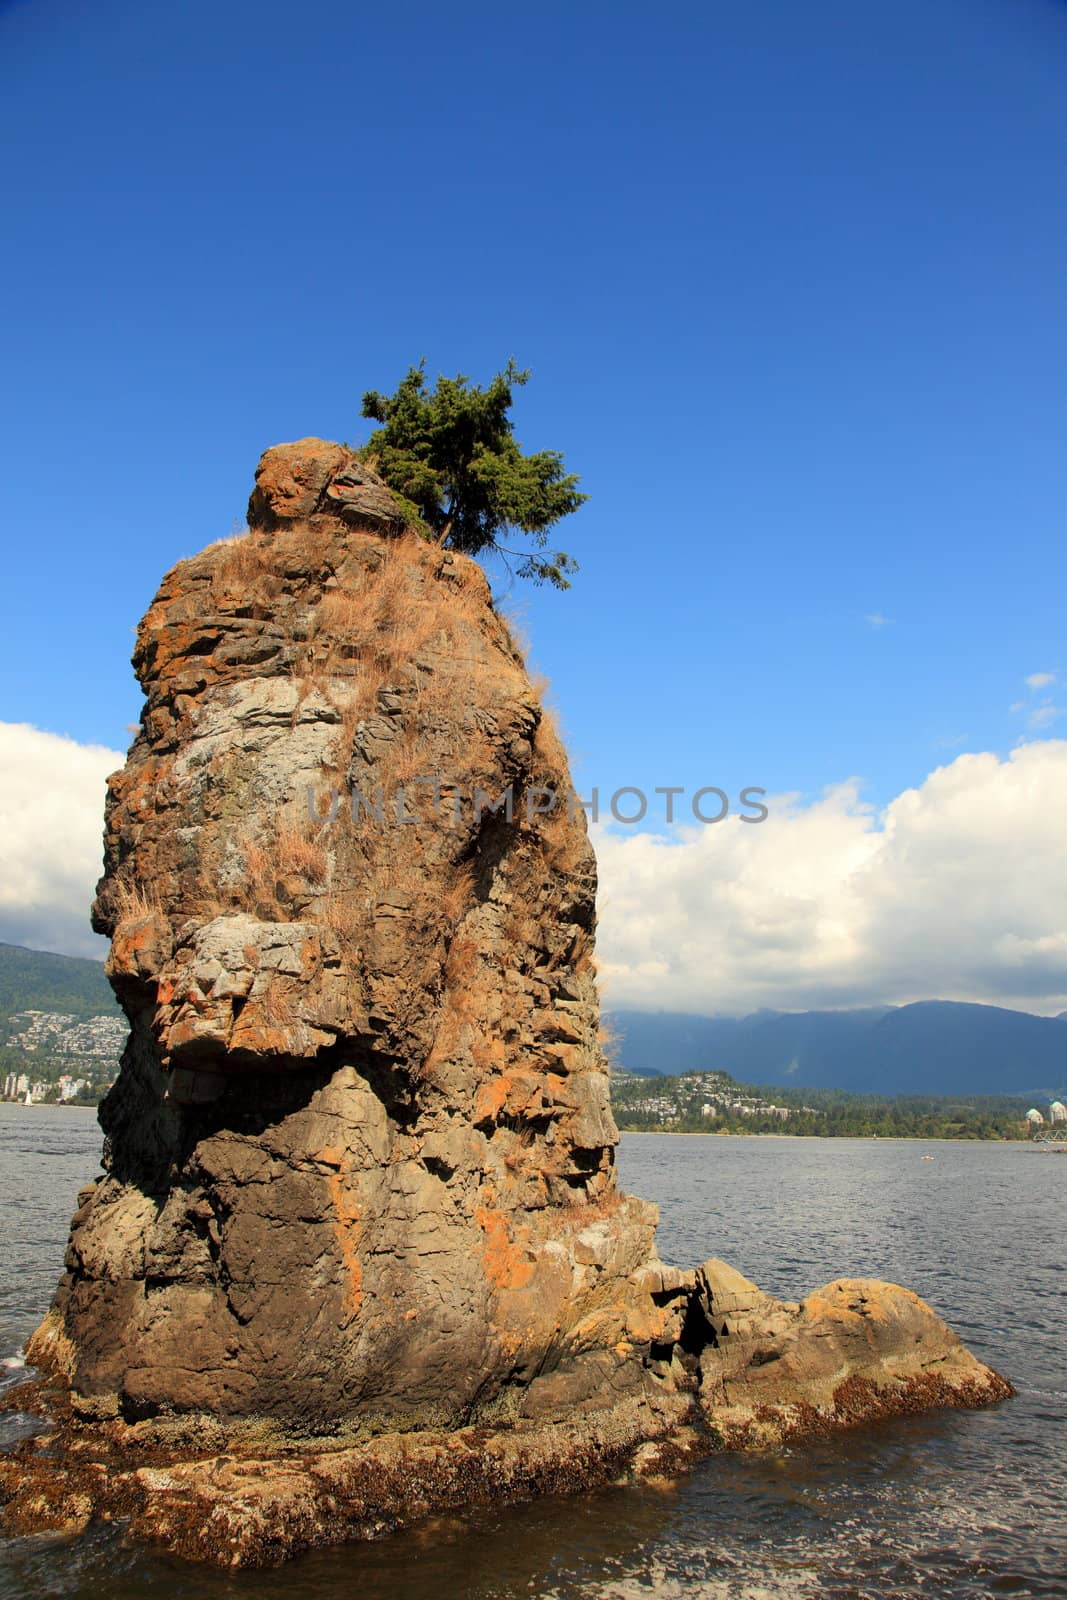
[360,360,585,588]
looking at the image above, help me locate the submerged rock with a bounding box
[0,440,1011,1566]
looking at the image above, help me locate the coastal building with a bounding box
[1049,1101,1066,1124]
[1025,1108,1045,1126]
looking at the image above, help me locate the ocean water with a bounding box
[0,1106,1064,1599]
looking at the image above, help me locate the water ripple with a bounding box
[0,1113,1064,1599]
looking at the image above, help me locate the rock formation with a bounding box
[0,439,1011,1566]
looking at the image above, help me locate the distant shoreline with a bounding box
[0,1100,99,1110]
[618,1129,1052,1146]
[7,1108,1058,1150]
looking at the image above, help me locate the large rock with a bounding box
[0,439,1012,1567]
[32,439,680,1431]
[690,1260,1011,1446]
[247,438,407,535]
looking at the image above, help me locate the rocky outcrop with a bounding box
[246,436,408,536]
[691,1261,1011,1446]
[0,440,1012,1566]
[25,440,680,1434]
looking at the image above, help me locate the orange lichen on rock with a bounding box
[473,1074,511,1125]
[475,1206,534,1292]
[328,1166,363,1321]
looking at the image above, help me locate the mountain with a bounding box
[0,942,115,1024]
[609,1001,1067,1097]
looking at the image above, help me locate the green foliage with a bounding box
[0,946,121,1108]
[0,942,114,1024]
[360,360,585,588]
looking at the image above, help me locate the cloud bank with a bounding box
[594,740,1067,1017]
[0,723,122,959]
[3,722,1065,1018]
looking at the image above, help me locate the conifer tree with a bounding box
[360,361,584,587]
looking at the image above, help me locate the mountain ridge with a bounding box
[610,999,1066,1096]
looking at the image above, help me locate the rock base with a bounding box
[0,1262,1012,1569]
[0,1378,697,1567]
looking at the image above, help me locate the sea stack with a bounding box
[2,440,1011,1566]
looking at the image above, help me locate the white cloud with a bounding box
[5,722,1067,1021]
[864,612,893,629]
[1026,672,1056,690]
[0,723,123,959]
[594,740,1067,1017]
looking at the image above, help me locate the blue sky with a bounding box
[1,0,1065,1009]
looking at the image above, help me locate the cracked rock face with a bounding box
[41,441,683,1429]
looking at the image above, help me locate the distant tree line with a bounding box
[611,1072,1034,1141]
